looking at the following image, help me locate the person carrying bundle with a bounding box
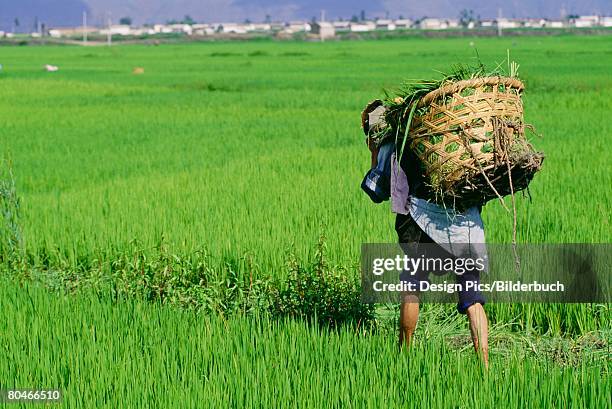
[360,63,543,368]
[361,101,489,367]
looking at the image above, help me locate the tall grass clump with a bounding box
[0,157,23,271]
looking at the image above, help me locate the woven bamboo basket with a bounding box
[402,76,543,207]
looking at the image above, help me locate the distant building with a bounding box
[419,18,460,30]
[419,18,440,29]
[394,19,413,29]
[545,20,565,28]
[419,18,445,29]
[375,19,396,30]
[101,25,133,36]
[129,28,155,36]
[601,17,612,27]
[23,13,612,42]
[311,21,336,39]
[332,21,351,32]
[192,24,215,35]
[236,23,273,33]
[350,21,376,32]
[48,27,98,38]
[219,23,248,34]
[150,24,192,34]
[285,21,311,33]
[446,19,460,28]
[523,18,547,28]
[496,18,520,29]
[168,24,193,35]
[573,15,599,28]
[153,24,173,34]
[249,23,272,32]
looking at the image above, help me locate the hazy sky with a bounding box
[1,0,610,30]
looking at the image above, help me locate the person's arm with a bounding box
[361,139,392,203]
[367,137,379,168]
[361,101,394,203]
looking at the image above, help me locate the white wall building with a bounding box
[286,21,311,33]
[48,27,98,38]
[100,25,132,36]
[574,15,599,27]
[546,20,565,28]
[496,19,520,29]
[249,23,271,32]
[153,24,172,34]
[350,21,376,32]
[446,19,460,28]
[168,24,193,35]
[311,22,336,39]
[600,16,612,27]
[419,18,445,29]
[376,19,396,30]
[333,21,351,32]
[219,23,248,34]
[192,24,215,35]
[394,19,413,29]
[523,18,547,28]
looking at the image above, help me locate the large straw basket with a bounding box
[403,76,543,208]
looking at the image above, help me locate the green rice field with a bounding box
[1,35,611,407]
[1,281,609,408]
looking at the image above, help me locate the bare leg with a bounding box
[399,294,419,349]
[466,303,489,368]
